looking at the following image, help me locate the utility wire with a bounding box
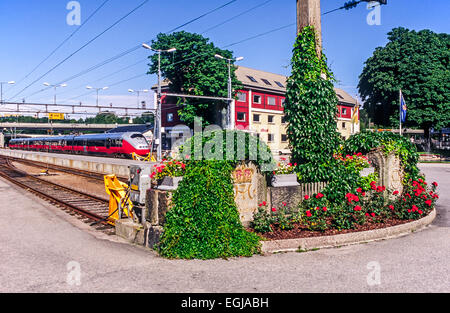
[201,0,273,34]
[14,0,239,102]
[168,0,237,33]
[9,0,151,102]
[64,21,298,103]
[10,0,111,91]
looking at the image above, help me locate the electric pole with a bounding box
[297,0,322,55]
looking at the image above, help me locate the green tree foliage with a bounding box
[284,26,342,182]
[146,31,242,127]
[157,160,261,259]
[359,27,450,133]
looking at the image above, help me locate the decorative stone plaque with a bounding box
[232,162,262,226]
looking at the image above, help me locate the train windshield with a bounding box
[130,134,148,145]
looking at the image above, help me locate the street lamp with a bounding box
[128,89,149,108]
[214,54,244,129]
[43,82,67,104]
[86,86,109,106]
[142,43,177,162]
[0,81,15,105]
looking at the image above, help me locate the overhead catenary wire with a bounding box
[8,0,151,102]
[14,0,240,103]
[9,0,111,93]
[63,21,299,104]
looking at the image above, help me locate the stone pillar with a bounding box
[366,148,404,195]
[232,162,267,226]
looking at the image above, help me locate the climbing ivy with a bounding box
[157,160,261,259]
[284,26,343,183]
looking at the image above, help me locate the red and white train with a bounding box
[9,132,151,158]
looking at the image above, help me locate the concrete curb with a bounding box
[261,208,436,253]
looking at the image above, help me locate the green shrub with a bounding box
[157,160,261,259]
[284,26,343,183]
[179,129,275,172]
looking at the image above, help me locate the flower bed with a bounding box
[250,179,439,239]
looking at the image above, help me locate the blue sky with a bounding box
[0,0,449,118]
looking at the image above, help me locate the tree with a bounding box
[147,31,241,127]
[284,26,342,182]
[358,27,450,148]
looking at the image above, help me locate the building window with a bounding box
[281,98,286,107]
[281,116,286,124]
[268,115,275,123]
[167,113,174,122]
[253,95,262,104]
[342,108,348,115]
[253,114,260,123]
[261,79,272,86]
[275,81,284,88]
[237,112,246,122]
[342,122,346,129]
[268,134,274,142]
[267,97,276,106]
[247,76,258,83]
[281,134,288,142]
[237,92,247,102]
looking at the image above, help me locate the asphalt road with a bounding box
[0,164,448,293]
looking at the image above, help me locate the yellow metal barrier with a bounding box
[132,152,156,162]
[104,174,134,226]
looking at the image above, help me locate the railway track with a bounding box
[6,156,128,182]
[0,157,114,232]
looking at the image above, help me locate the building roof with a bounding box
[106,124,153,134]
[154,65,358,106]
[236,66,358,106]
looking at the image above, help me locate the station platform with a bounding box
[0,149,156,178]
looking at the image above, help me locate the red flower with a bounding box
[356,187,363,193]
[316,193,324,199]
[282,202,287,207]
[365,213,370,217]
[389,205,395,210]
[393,191,399,195]
[263,201,267,206]
[425,200,432,207]
[306,211,312,217]
[354,206,362,212]
[408,209,412,213]
[412,205,418,212]
[418,210,423,215]
[271,208,277,212]
[323,207,327,212]
[433,182,438,187]
[304,195,310,200]
[371,213,376,217]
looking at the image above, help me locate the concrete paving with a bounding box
[0,164,448,293]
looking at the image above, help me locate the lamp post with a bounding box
[128,89,149,108]
[86,86,109,106]
[214,54,244,129]
[43,82,67,105]
[0,81,15,105]
[142,43,177,162]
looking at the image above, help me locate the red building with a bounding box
[156,66,359,153]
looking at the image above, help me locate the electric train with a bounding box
[8,132,151,158]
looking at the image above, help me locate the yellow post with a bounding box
[104,175,134,225]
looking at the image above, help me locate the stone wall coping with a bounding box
[260,208,436,253]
